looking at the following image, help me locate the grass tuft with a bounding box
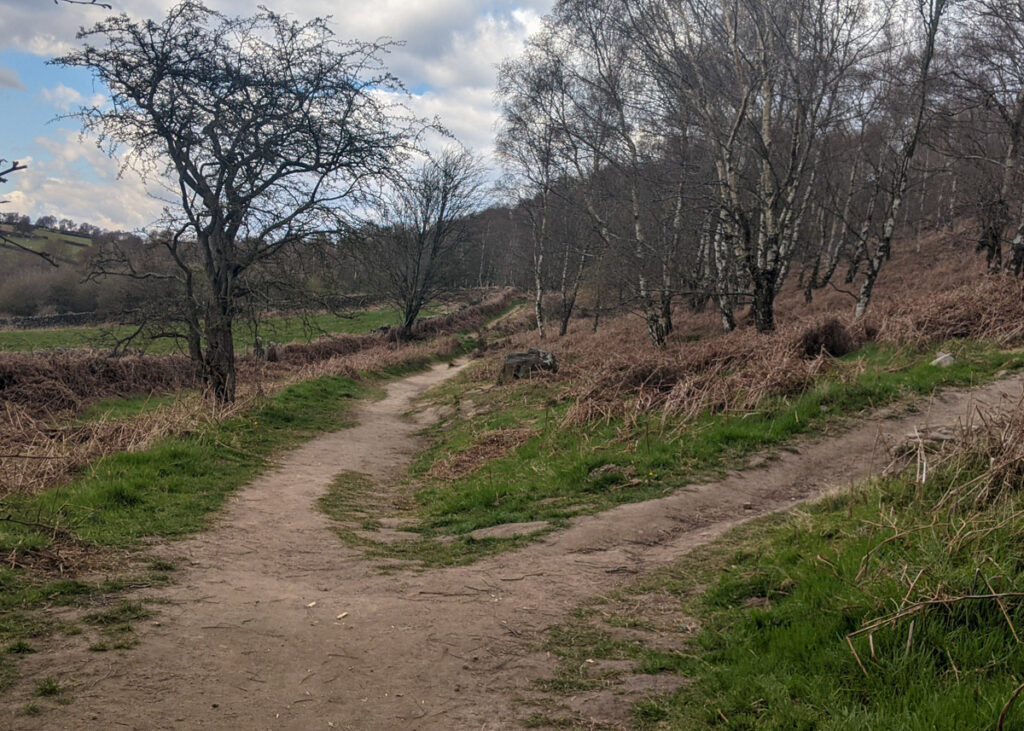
[33,677,60,697]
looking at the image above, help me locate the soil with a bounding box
[5,362,1024,730]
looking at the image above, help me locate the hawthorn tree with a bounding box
[55,0,414,401]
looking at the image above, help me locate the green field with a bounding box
[0,307,434,354]
[0,225,91,263]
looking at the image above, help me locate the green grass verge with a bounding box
[0,306,442,354]
[535,428,1024,729]
[0,374,369,551]
[342,340,1023,567]
[0,373,371,697]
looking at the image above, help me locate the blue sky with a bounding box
[0,0,551,230]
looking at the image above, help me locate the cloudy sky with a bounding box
[0,0,551,230]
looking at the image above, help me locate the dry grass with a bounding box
[919,398,1024,512]
[0,393,248,497]
[871,275,1024,346]
[0,351,197,418]
[427,426,537,481]
[489,230,1023,431]
[0,291,517,497]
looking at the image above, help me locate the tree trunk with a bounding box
[1009,212,1024,276]
[712,217,736,333]
[400,297,422,340]
[558,243,572,337]
[558,247,587,337]
[750,270,776,333]
[204,303,236,403]
[658,255,674,338]
[533,252,546,340]
[979,205,1007,274]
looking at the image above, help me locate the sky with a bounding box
[0,0,552,231]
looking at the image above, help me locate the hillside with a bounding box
[0,224,92,264]
[1,227,1023,728]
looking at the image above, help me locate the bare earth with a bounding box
[6,362,1024,730]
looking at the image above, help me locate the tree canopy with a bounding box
[55,0,417,401]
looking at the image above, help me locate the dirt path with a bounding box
[8,363,1024,730]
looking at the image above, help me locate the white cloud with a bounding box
[0,63,22,89]
[41,83,83,111]
[6,131,162,230]
[410,87,504,156]
[0,0,553,228]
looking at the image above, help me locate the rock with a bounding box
[931,352,956,368]
[499,348,558,382]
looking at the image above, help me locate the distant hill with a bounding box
[0,224,93,264]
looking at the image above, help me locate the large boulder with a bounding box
[500,348,558,382]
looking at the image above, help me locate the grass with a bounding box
[0,374,370,551]
[0,224,91,262]
[534,427,1024,730]
[0,373,370,691]
[318,470,381,530]
[316,470,536,567]
[0,346,465,696]
[84,600,154,651]
[5,641,35,655]
[33,677,61,697]
[21,701,41,716]
[333,340,1023,567]
[0,305,444,354]
[76,392,184,422]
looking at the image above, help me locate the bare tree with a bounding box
[942,1,1024,274]
[56,0,415,401]
[633,0,879,332]
[496,45,570,339]
[359,148,486,339]
[855,0,953,317]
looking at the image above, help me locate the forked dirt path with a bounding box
[8,363,1024,730]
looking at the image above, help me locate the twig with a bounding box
[946,648,959,683]
[0,515,75,540]
[982,574,1021,644]
[827,281,860,301]
[0,454,62,460]
[997,680,1024,731]
[849,593,1024,640]
[847,635,869,677]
